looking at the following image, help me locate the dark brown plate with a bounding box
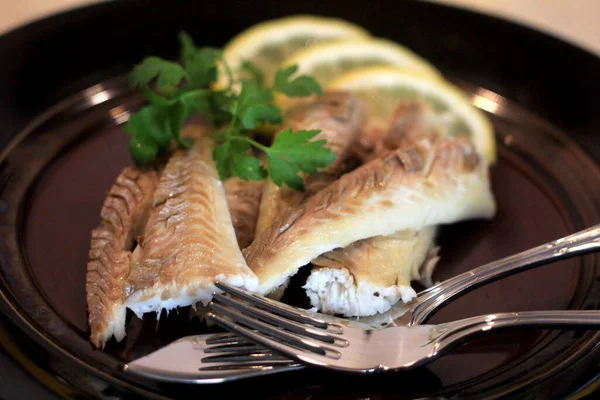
[2,1,600,399]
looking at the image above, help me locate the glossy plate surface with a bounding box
[1,1,600,399]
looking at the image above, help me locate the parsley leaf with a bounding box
[267,154,305,191]
[128,134,160,167]
[188,49,222,88]
[168,100,193,148]
[237,80,273,110]
[209,90,236,127]
[129,56,189,96]
[125,31,334,191]
[240,60,265,86]
[125,105,173,165]
[236,80,282,129]
[214,136,267,181]
[178,32,197,69]
[178,32,222,89]
[263,129,335,190]
[177,89,211,115]
[273,65,323,98]
[241,104,281,129]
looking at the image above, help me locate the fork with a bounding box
[200,223,600,353]
[121,332,303,383]
[124,224,600,381]
[207,282,600,373]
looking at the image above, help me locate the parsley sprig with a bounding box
[125,32,334,191]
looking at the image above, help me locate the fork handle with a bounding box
[412,224,600,325]
[436,310,600,356]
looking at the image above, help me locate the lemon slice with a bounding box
[327,66,496,164]
[282,38,441,85]
[215,15,371,89]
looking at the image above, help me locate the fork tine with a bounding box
[213,293,348,346]
[198,362,303,372]
[203,343,269,354]
[204,328,276,354]
[207,311,341,364]
[201,351,291,363]
[208,304,342,359]
[215,282,343,333]
[205,332,247,345]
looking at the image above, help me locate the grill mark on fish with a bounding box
[224,178,264,249]
[255,92,366,237]
[245,138,495,294]
[101,205,126,235]
[86,167,159,348]
[386,101,440,149]
[105,190,133,216]
[124,126,257,316]
[351,100,441,164]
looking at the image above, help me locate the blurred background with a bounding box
[1,0,599,55]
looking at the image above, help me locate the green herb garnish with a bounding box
[125,31,332,191]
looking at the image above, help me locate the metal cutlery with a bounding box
[207,282,600,373]
[124,224,600,382]
[122,332,302,383]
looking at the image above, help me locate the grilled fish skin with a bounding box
[386,101,440,150]
[352,100,439,164]
[245,137,496,295]
[255,91,366,236]
[305,101,445,316]
[224,177,264,249]
[124,126,257,319]
[86,167,159,348]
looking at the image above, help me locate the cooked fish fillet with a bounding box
[352,100,438,164]
[245,137,496,295]
[386,101,440,150]
[255,91,366,236]
[350,119,388,164]
[124,125,258,319]
[306,227,438,317]
[86,167,159,348]
[305,101,444,317]
[224,177,264,249]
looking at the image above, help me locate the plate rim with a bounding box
[1,0,600,398]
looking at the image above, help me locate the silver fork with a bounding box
[201,223,600,356]
[123,224,600,381]
[122,332,304,383]
[207,283,600,373]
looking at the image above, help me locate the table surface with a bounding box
[0,1,599,399]
[1,0,599,56]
